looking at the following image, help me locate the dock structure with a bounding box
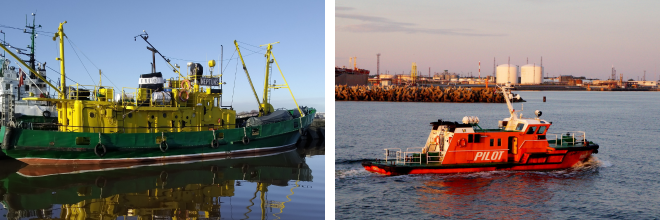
[335,85,523,103]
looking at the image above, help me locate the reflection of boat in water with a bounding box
[0,147,312,219]
[417,161,598,218]
[363,84,599,175]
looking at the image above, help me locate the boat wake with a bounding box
[335,158,371,165]
[571,155,608,170]
[335,168,371,179]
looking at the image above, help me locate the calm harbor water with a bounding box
[0,139,324,220]
[336,91,660,219]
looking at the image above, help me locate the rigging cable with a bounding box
[65,36,118,88]
[0,24,54,35]
[65,37,96,87]
[46,65,86,89]
[231,49,238,107]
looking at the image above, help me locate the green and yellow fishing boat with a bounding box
[0,21,315,165]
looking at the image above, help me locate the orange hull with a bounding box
[363,148,596,176]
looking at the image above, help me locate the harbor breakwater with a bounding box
[335,85,523,103]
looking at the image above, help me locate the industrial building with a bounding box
[520,64,543,84]
[496,64,518,84]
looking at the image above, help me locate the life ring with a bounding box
[211,139,219,149]
[218,118,223,125]
[242,136,250,145]
[181,79,191,90]
[42,111,51,118]
[458,138,467,147]
[159,171,168,182]
[159,141,169,152]
[179,89,189,102]
[94,143,106,157]
[435,135,441,145]
[95,176,107,188]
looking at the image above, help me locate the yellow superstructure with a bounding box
[0,21,304,134]
[7,21,236,133]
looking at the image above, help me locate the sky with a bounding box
[0,0,325,112]
[336,0,660,81]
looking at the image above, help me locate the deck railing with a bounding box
[384,148,402,163]
[404,147,424,164]
[547,131,586,146]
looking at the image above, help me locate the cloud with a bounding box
[336,13,504,36]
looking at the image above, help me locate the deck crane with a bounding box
[234,41,303,117]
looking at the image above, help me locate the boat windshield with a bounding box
[515,123,525,131]
[537,126,546,134]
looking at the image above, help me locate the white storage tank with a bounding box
[496,64,518,84]
[520,64,543,84]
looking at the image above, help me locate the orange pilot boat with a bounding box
[362,84,599,176]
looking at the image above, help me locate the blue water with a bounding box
[0,139,324,219]
[336,91,660,219]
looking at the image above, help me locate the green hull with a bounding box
[1,109,315,165]
[0,148,311,213]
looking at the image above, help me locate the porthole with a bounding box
[151,115,155,119]
[90,112,95,118]
[175,115,178,119]
[192,113,196,118]
[186,116,189,119]
[128,113,133,118]
[163,113,167,118]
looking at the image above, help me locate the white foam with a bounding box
[335,168,370,179]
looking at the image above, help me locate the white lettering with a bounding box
[474,152,483,160]
[490,152,498,160]
[200,77,220,86]
[138,77,164,84]
[483,152,491,160]
[498,151,504,160]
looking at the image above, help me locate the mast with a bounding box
[0,30,4,77]
[261,42,279,108]
[54,21,67,99]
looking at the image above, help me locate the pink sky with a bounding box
[336,0,660,80]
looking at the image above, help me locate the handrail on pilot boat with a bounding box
[383,147,435,165]
[384,148,402,162]
[547,131,586,146]
[404,147,424,164]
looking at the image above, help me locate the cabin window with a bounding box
[537,126,546,134]
[516,123,525,131]
[468,134,474,143]
[497,138,501,146]
[526,126,537,134]
[4,84,8,90]
[90,112,95,118]
[24,85,29,91]
[490,139,494,146]
[474,134,481,143]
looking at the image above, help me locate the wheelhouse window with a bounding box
[497,138,501,146]
[526,126,537,134]
[537,126,547,134]
[490,139,494,146]
[516,123,525,131]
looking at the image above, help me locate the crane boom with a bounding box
[234,40,262,113]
